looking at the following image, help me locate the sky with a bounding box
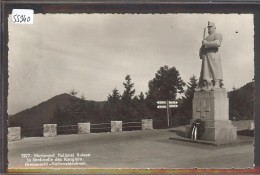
[8,13,254,115]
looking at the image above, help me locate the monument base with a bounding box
[185,120,237,141]
[186,89,237,141]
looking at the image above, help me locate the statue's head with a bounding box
[207,21,216,34]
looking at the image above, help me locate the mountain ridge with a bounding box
[8,93,105,129]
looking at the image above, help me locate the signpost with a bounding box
[157,100,178,127]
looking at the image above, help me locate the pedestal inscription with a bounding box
[193,89,229,121]
[196,100,210,118]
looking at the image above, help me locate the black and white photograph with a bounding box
[7,12,255,172]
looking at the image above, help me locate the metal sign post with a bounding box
[166,101,170,127]
[157,100,178,127]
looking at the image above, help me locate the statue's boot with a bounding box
[201,80,212,91]
[213,80,221,90]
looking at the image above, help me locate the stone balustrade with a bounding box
[43,124,57,137]
[111,121,122,132]
[78,123,90,134]
[9,119,153,139]
[8,127,21,141]
[142,119,153,130]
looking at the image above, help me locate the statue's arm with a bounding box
[204,40,221,48]
[204,33,223,48]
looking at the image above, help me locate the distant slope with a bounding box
[9,93,107,137]
[228,82,254,120]
[8,93,73,128]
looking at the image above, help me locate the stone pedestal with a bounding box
[43,124,57,137]
[142,119,153,130]
[78,123,90,134]
[186,89,237,141]
[111,121,122,132]
[8,127,21,141]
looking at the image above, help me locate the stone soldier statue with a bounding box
[196,21,223,91]
[188,22,237,141]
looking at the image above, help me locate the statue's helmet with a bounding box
[207,21,216,28]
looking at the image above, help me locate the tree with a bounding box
[146,65,185,128]
[184,75,198,101]
[64,89,87,124]
[147,65,185,102]
[107,88,121,119]
[138,92,145,102]
[108,88,121,104]
[119,75,136,121]
[174,75,198,126]
[121,75,136,104]
[131,92,149,121]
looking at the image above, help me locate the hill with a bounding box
[9,93,72,128]
[8,93,106,136]
[228,81,254,120]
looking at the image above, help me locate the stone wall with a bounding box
[78,123,90,134]
[43,124,57,137]
[142,119,153,130]
[111,121,122,132]
[8,127,21,141]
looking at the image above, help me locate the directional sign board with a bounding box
[156,100,178,127]
[157,105,167,108]
[169,104,178,108]
[157,105,178,108]
[157,101,167,105]
[157,101,178,104]
[168,101,178,105]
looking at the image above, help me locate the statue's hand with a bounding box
[202,40,207,46]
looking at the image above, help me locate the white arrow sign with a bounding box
[157,105,167,108]
[169,104,178,108]
[168,101,178,104]
[157,105,178,108]
[157,101,167,104]
[157,101,178,105]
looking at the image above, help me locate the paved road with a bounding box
[8,127,254,169]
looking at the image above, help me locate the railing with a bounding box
[21,127,43,137]
[122,121,142,131]
[90,123,111,133]
[8,119,153,141]
[57,125,78,135]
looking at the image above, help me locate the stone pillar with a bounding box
[142,119,153,130]
[8,127,21,141]
[248,122,254,130]
[186,89,237,141]
[78,123,90,134]
[111,121,122,132]
[43,124,57,137]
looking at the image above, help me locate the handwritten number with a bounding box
[13,14,31,23]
